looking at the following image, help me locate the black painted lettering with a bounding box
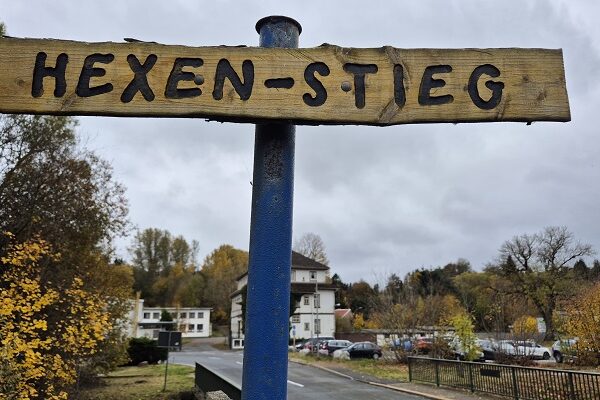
[343,63,378,109]
[394,64,406,107]
[303,62,330,107]
[165,57,204,99]
[76,53,114,97]
[121,54,158,103]
[212,59,254,100]
[31,52,68,98]
[418,65,453,106]
[468,64,504,110]
[264,77,294,89]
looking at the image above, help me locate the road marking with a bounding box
[236,361,243,365]
[208,356,222,360]
[287,380,304,388]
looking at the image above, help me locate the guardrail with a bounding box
[408,356,600,400]
[195,362,242,400]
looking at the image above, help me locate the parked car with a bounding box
[514,340,552,360]
[415,337,434,354]
[320,339,353,355]
[494,340,518,355]
[340,341,383,360]
[294,340,307,351]
[392,338,414,352]
[476,339,497,361]
[302,336,335,351]
[552,338,578,363]
[449,338,484,361]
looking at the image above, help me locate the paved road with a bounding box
[171,344,426,400]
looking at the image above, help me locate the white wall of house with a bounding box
[230,266,336,348]
[230,293,244,349]
[128,299,212,339]
[291,269,328,283]
[291,290,336,340]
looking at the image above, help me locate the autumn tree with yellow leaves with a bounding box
[563,282,600,365]
[0,235,115,398]
[0,111,132,398]
[512,315,539,339]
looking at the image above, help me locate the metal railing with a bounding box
[408,356,600,400]
[195,362,241,400]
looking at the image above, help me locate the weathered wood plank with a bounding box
[0,38,570,125]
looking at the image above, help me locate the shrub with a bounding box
[449,312,480,361]
[493,352,536,366]
[127,337,167,365]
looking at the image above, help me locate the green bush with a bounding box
[126,337,167,365]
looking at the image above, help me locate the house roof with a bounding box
[335,308,353,319]
[230,281,336,299]
[291,251,329,271]
[234,251,330,282]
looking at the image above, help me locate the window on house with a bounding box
[152,312,160,319]
[309,271,317,281]
[197,324,204,332]
[292,315,300,323]
[143,312,150,319]
[189,312,195,319]
[304,296,309,306]
[291,270,296,282]
[314,319,321,334]
[180,312,187,319]
[198,312,204,319]
[314,293,320,308]
[188,324,194,332]
[304,322,310,331]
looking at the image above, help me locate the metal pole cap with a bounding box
[255,15,302,35]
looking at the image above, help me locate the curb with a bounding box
[367,382,450,400]
[289,358,454,400]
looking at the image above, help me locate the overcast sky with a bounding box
[3,0,600,284]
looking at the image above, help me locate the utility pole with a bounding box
[315,279,319,357]
[241,16,301,400]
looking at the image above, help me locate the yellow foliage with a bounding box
[364,318,380,329]
[449,312,480,361]
[351,312,379,330]
[564,282,600,353]
[512,315,538,337]
[353,313,366,330]
[0,234,112,399]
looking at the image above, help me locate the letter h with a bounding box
[32,52,68,97]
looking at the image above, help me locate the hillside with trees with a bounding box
[336,227,598,350]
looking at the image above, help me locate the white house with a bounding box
[230,252,336,349]
[128,298,212,339]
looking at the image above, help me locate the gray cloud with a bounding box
[3,0,600,283]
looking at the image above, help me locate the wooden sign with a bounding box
[0,38,570,125]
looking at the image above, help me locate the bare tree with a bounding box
[497,226,594,340]
[293,232,329,265]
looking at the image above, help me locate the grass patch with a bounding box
[341,359,409,381]
[78,364,195,400]
[289,352,409,382]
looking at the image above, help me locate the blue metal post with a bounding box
[241,16,301,400]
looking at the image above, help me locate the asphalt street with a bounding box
[170,343,427,400]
